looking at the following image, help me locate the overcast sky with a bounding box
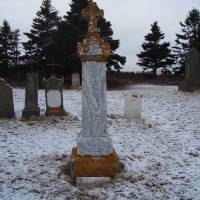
[0,0,200,71]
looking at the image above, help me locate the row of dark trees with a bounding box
[0,0,126,79]
[137,8,200,77]
[0,0,200,78]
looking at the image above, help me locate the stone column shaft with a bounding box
[22,73,40,119]
[77,62,113,156]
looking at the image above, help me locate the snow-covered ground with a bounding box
[0,85,200,200]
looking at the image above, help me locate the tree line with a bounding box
[0,20,20,75]
[0,0,200,79]
[137,8,200,77]
[0,0,126,80]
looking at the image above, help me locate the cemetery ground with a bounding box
[0,85,200,200]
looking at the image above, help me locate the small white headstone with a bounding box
[124,91,142,119]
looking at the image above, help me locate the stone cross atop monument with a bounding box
[81,1,103,34]
[77,1,110,62]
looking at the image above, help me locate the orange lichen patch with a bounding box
[69,148,118,184]
[81,2,103,28]
[48,107,61,113]
[77,1,111,62]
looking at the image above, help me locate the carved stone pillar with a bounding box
[77,61,113,156]
[68,1,118,185]
[22,73,40,119]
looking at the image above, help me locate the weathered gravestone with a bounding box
[0,78,15,118]
[124,91,142,119]
[68,1,118,185]
[185,47,200,80]
[44,75,66,116]
[22,73,40,119]
[71,73,80,88]
[180,47,200,92]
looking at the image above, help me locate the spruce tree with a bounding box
[174,8,200,74]
[137,21,174,77]
[60,0,126,71]
[23,0,61,67]
[53,21,76,74]
[10,29,21,67]
[0,20,13,74]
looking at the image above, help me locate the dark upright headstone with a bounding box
[180,47,200,92]
[44,75,66,116]
[185,47,200,81]
[0,78,15,118]
[22,73,40,119]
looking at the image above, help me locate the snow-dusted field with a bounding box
[0,85,200,200]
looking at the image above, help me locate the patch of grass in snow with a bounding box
[58,165,68,176]
[20,113,79,126]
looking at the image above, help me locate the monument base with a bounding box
[179,80,200,92]
[67,148,119,185]
[45,107,66,116]
[22,108,40,119]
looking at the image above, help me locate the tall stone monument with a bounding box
[180,47,200,92]
[22,73,40,119]
[68,1,118,185]
[0,78,15,118]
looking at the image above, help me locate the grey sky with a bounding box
[0,0,200,71]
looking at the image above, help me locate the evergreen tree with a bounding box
[0,20,13,74]
[23,0,61,67]
[10,29,21,67]
[174,8,200,74]
[53,21,76,75]
[137,21,174,77]
[59,0,126,72]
